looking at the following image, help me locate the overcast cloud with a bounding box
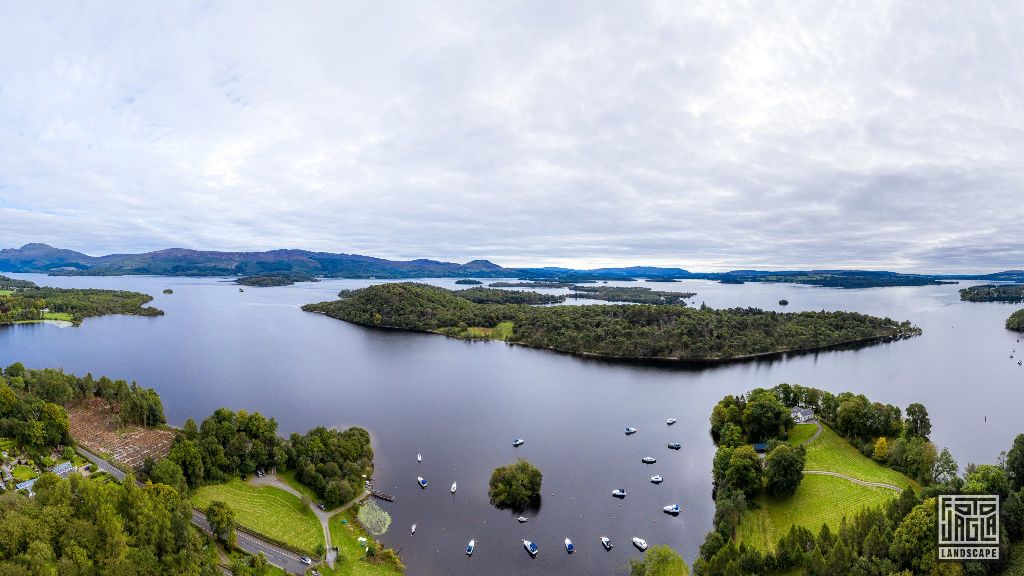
[1,1,1022,272]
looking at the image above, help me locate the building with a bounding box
[50,461,75,478]
[791,407,815,423]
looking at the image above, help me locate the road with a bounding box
[76,447,312,575]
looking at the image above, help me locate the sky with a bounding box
[1,1,1022,272]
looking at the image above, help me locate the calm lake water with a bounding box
[2,274,1023,575]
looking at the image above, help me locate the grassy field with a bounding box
[320,508,404,576]
[800,425,919,489]
[0,290,12,296]
[739,474,899,551]
[12,465,36,483]
[463,321,514,340]
[277,469,323,505]
[43,311,74,321]
[191,480,324,555]
[786,423,818,446]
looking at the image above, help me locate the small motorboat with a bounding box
[517,516,529,523]
[601,536,613,550]
[650,475,663,484]
[624,426,637,435]
[641,456,657,464]
[612,489,627,498]
[417,452,422,462]
[451,481,457,494]
[411,524,417,534]
[523,539,539,557]
[667,442,681,450]
[565,538,574,554]
[663,504,681,515]
[466,539,475,556]
[666,418,677,425]
[417,476,428,488]
[512,438,525,447]
[633,537,648,551]
[238,288,244,292]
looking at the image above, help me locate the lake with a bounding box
[2,274,1022,575]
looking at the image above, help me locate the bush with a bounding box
[488,458,542,510]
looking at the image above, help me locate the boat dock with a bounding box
[371,490,395,502]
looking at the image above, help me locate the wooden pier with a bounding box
[370,490,395,502]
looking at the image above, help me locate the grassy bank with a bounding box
[191,480,324,555]
[320,508,404,576]
[798,425,920,489]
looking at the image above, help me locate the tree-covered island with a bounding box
[960,284,1024,302]
[302,282,920,362]
[235,272,319,287]
[1008,309,1024,331]
[0,275,163,325]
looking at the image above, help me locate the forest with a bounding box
[1009,309,1024,331]
[960,284,1024,303]
[235,272,318,287]
[304,283,920,361]
[0,276,163,325]
[287,426,374,506]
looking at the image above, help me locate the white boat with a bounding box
[611,489,627,498]
[565,538,574,554]
[601,536,613,550]
[666,418,677,425]
[523,539,538,557]
[663,504,681,515]
[517,516,529,523]
[512,438,525,447]
[417,476,428,488]
[633,537,648,551]
[411,524,417,534]
[417,452,422,462]
[641,456,657,464]
[466,539,475,556]
[650,475,663,484]
[451,481,457,493]
[624,426,637,435]
[667,442,681,450]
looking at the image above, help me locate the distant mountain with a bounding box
[0,244,509,279]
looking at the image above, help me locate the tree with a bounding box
[765,444,805,497]
[718,423,744,448]
[742,390,792,442]
[149,458,187,495]
[488,458,543,510]
[630,544,690,576]
[904,403,931,440]
[964,464,1010,498]
[873,437,889,462]
[206,501,236,549]
[889,499,937,574]
[1006,433,1024,490]
[933,447,959,486]
[725,445,763,497]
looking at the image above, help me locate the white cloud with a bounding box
[0,0,1021,272]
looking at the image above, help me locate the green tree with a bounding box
[889,498,937,574]
[904,403,931,440]
[629,544,690,575]
[718,423,744,448]
[1006,433,1024,490]
[964,464,1010,498]
[488,458,543,510]
[933,447,959,486]
[765,444,805,497]
[725,445,763,497]
[148,458,187,494]
[206,501,236,549]
[742,390,791,442]
[872,437,889,462]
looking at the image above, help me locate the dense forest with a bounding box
[235,272,318,287]
[454,287,564,305]
[960,284,1024,303]
[304,283,920,362]
[719,270,955,288]
[0,276,163,325]
[287,427,374,507]
[566,284,695,304]
[1009,309,1024,331]
[453,279,482,285]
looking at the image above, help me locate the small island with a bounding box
[960,284,1024,302]
[488,458,542,510]
[302,283,921,362]
[235,272,319,287]
[163,288,173,294]
[0,275,164,326]
[779,299,789,306]
[1008,309,1024,331]
[454,279,483,285]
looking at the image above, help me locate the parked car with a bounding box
[317,503,326,511]
[300,556,312,565]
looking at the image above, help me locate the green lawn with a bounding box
[0,290,12,296]
[43,311,74,321]
[785,423,818,446]
[191,480,324,555]
[12,465,37,483]
[277,469,323,505]
[462,321,515,340]
[801,425,919,489]
[738,474,899,551]
[321,508,404,576]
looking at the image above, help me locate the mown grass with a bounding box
[801,425,919,489]
[43,311,74,321]
[12,465,36,483]
[785,423,818,446]
[277,469,322,505]
[738,474,898,551]
[320,508,404,576]
[191,480,324,555]
[0,290,12,296]
[461,321,515,340]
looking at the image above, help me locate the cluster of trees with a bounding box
[488,458,542,510]
[960,284,1024,303]
[695,433,1024,575]
[453,279,482,285]
[1007,309,1024,331]
[0,473,220,575]
[304,283,921,361]
[720,271,950,289]
[287,426,374,507]
[630,544,690,575]
[455,287,564,305]
[167,409,285,488]
[566,284,696,304]
[0,278,163,325]
[234,272,318,287]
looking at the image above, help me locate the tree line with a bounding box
[960,284,1024,303]
[0,277,163,325]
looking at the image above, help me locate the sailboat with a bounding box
[410,524,416,534]
[601,536,613,550]
[451,481,457,494]
[417,452,422,463]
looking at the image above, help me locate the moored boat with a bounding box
[417,476,427,488]
[666,418,677,425]
[641,456,657,464]
[612,489,626,498]
[523,539,538,557]
[663,504,681,515]
[565,538,574,554]
[451,481,457,493]
[601,536,613,550]
[667,442,681,450]
[417,452,422,462]
[411,524,416,534]
[650,475,663,484]
[512,438,525,447]
[517,516,529,523]
[633,537,648,551]
[466,539,475,556]
[624,426,637,435]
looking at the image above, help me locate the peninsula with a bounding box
[0,275,163,326]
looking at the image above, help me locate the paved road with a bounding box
[76,447,311,575]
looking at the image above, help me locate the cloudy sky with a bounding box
[1,1,1021,272]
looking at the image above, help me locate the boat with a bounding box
[417,476,428,488]
[641,456,657,464]
[451,481,457,493]
[417,452,422,462]
[512,438,525,447]
[601,536,613,550]
[523,539,539,557]
[517,516,529,523]
[650,475,663,484]
[624,426,637,435]
[565,538,574,554]
[238,288,244,292]
[663,504,681,515]
[466,539,475,556]
[667,442,681,450]
[632,537,648,551]
[611,489,627,498]
[666,418,677,425]
[411,524,417,534]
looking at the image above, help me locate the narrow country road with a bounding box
[76,447,311,575]
[801,419,823,446]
